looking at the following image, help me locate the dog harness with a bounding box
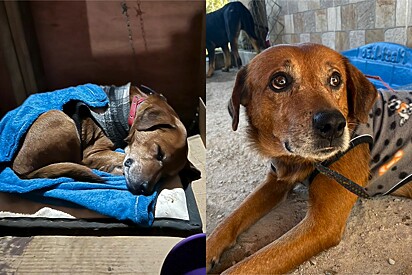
[353,89,412,196]
[89,83,131,148]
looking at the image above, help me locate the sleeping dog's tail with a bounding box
[24,163,104,183]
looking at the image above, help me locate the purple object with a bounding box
[161,233,206,275]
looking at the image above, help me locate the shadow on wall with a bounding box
[6,1,205,132]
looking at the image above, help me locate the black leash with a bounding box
[311,134,373,198]
[314,162,370,198]
[271,135,374,199]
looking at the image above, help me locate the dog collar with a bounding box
[128,96,145,126]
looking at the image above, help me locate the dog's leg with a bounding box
[392,182,412,198]
[221,144,370,274]
[207,47,216,78]
[26,163,104,182]
[249,37,261,54]
[206,172,293,272]
[230,37,242,69]
[82,150,125,175]
[12,110,82,176]
[224,10,242,69]
[81,118,125,175]
[222,44,231,72]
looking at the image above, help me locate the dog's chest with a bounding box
[355,90,412,195]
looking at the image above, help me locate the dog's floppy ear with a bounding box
[135,108,175,131]
[345,59,377,123]
[228,66,250,131]
[178,160,201,189]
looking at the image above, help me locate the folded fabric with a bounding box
[0,167,157,225]
[0,84,108,162]
[0,84,158,226]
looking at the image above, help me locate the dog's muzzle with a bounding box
[123,157,156,195]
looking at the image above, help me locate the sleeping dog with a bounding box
[12,83,200,195]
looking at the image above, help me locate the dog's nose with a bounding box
[126,181,150,195]
[124,158,134,168]
[313,111,346,140]
[137,183,149,195]
[133,183,149,195]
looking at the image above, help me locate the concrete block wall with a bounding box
[270,0,412,51]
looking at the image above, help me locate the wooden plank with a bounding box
[188,135,206,233]
[4,1,38,95]
[0,236,32,273]
[18,2,46,92]
[0,2,26,105]
[16,236,181,274]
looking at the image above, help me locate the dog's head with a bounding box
[123,86,200,195]
[229,43,377,162]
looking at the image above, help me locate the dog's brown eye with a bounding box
[329,72,342,88]
[269,73,291,92]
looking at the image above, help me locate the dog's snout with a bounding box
[127,182,149,195]
[138,183,149,195]
[124,158,134,168]
[313,111,346,140]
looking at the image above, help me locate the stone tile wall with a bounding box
[269,0,412,50]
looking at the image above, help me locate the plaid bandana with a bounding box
[90,83,131,148]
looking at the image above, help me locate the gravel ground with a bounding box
[206,69,412,274]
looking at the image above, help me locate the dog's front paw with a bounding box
[111,166,123,175]
[206,240,220,273]
[207,233,230,273]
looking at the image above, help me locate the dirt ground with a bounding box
[206,69,412,274]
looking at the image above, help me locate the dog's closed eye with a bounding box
[145,124,175,132]
[156,144,165,161]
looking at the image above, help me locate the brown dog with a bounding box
[207,43,412,273]
[12,85,198,195]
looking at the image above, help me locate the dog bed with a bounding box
[0,180,202,237]
[0,84,202,236]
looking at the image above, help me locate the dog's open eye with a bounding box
[329,72,342,88]
[269,73,291,92]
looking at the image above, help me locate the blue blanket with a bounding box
[0,84,157,226]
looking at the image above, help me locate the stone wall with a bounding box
[269,0,412,51]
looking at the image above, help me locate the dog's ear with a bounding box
[345,59,377,123]
[228,66,250,131]
[178,160,201,189]
[135,109,175,131]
